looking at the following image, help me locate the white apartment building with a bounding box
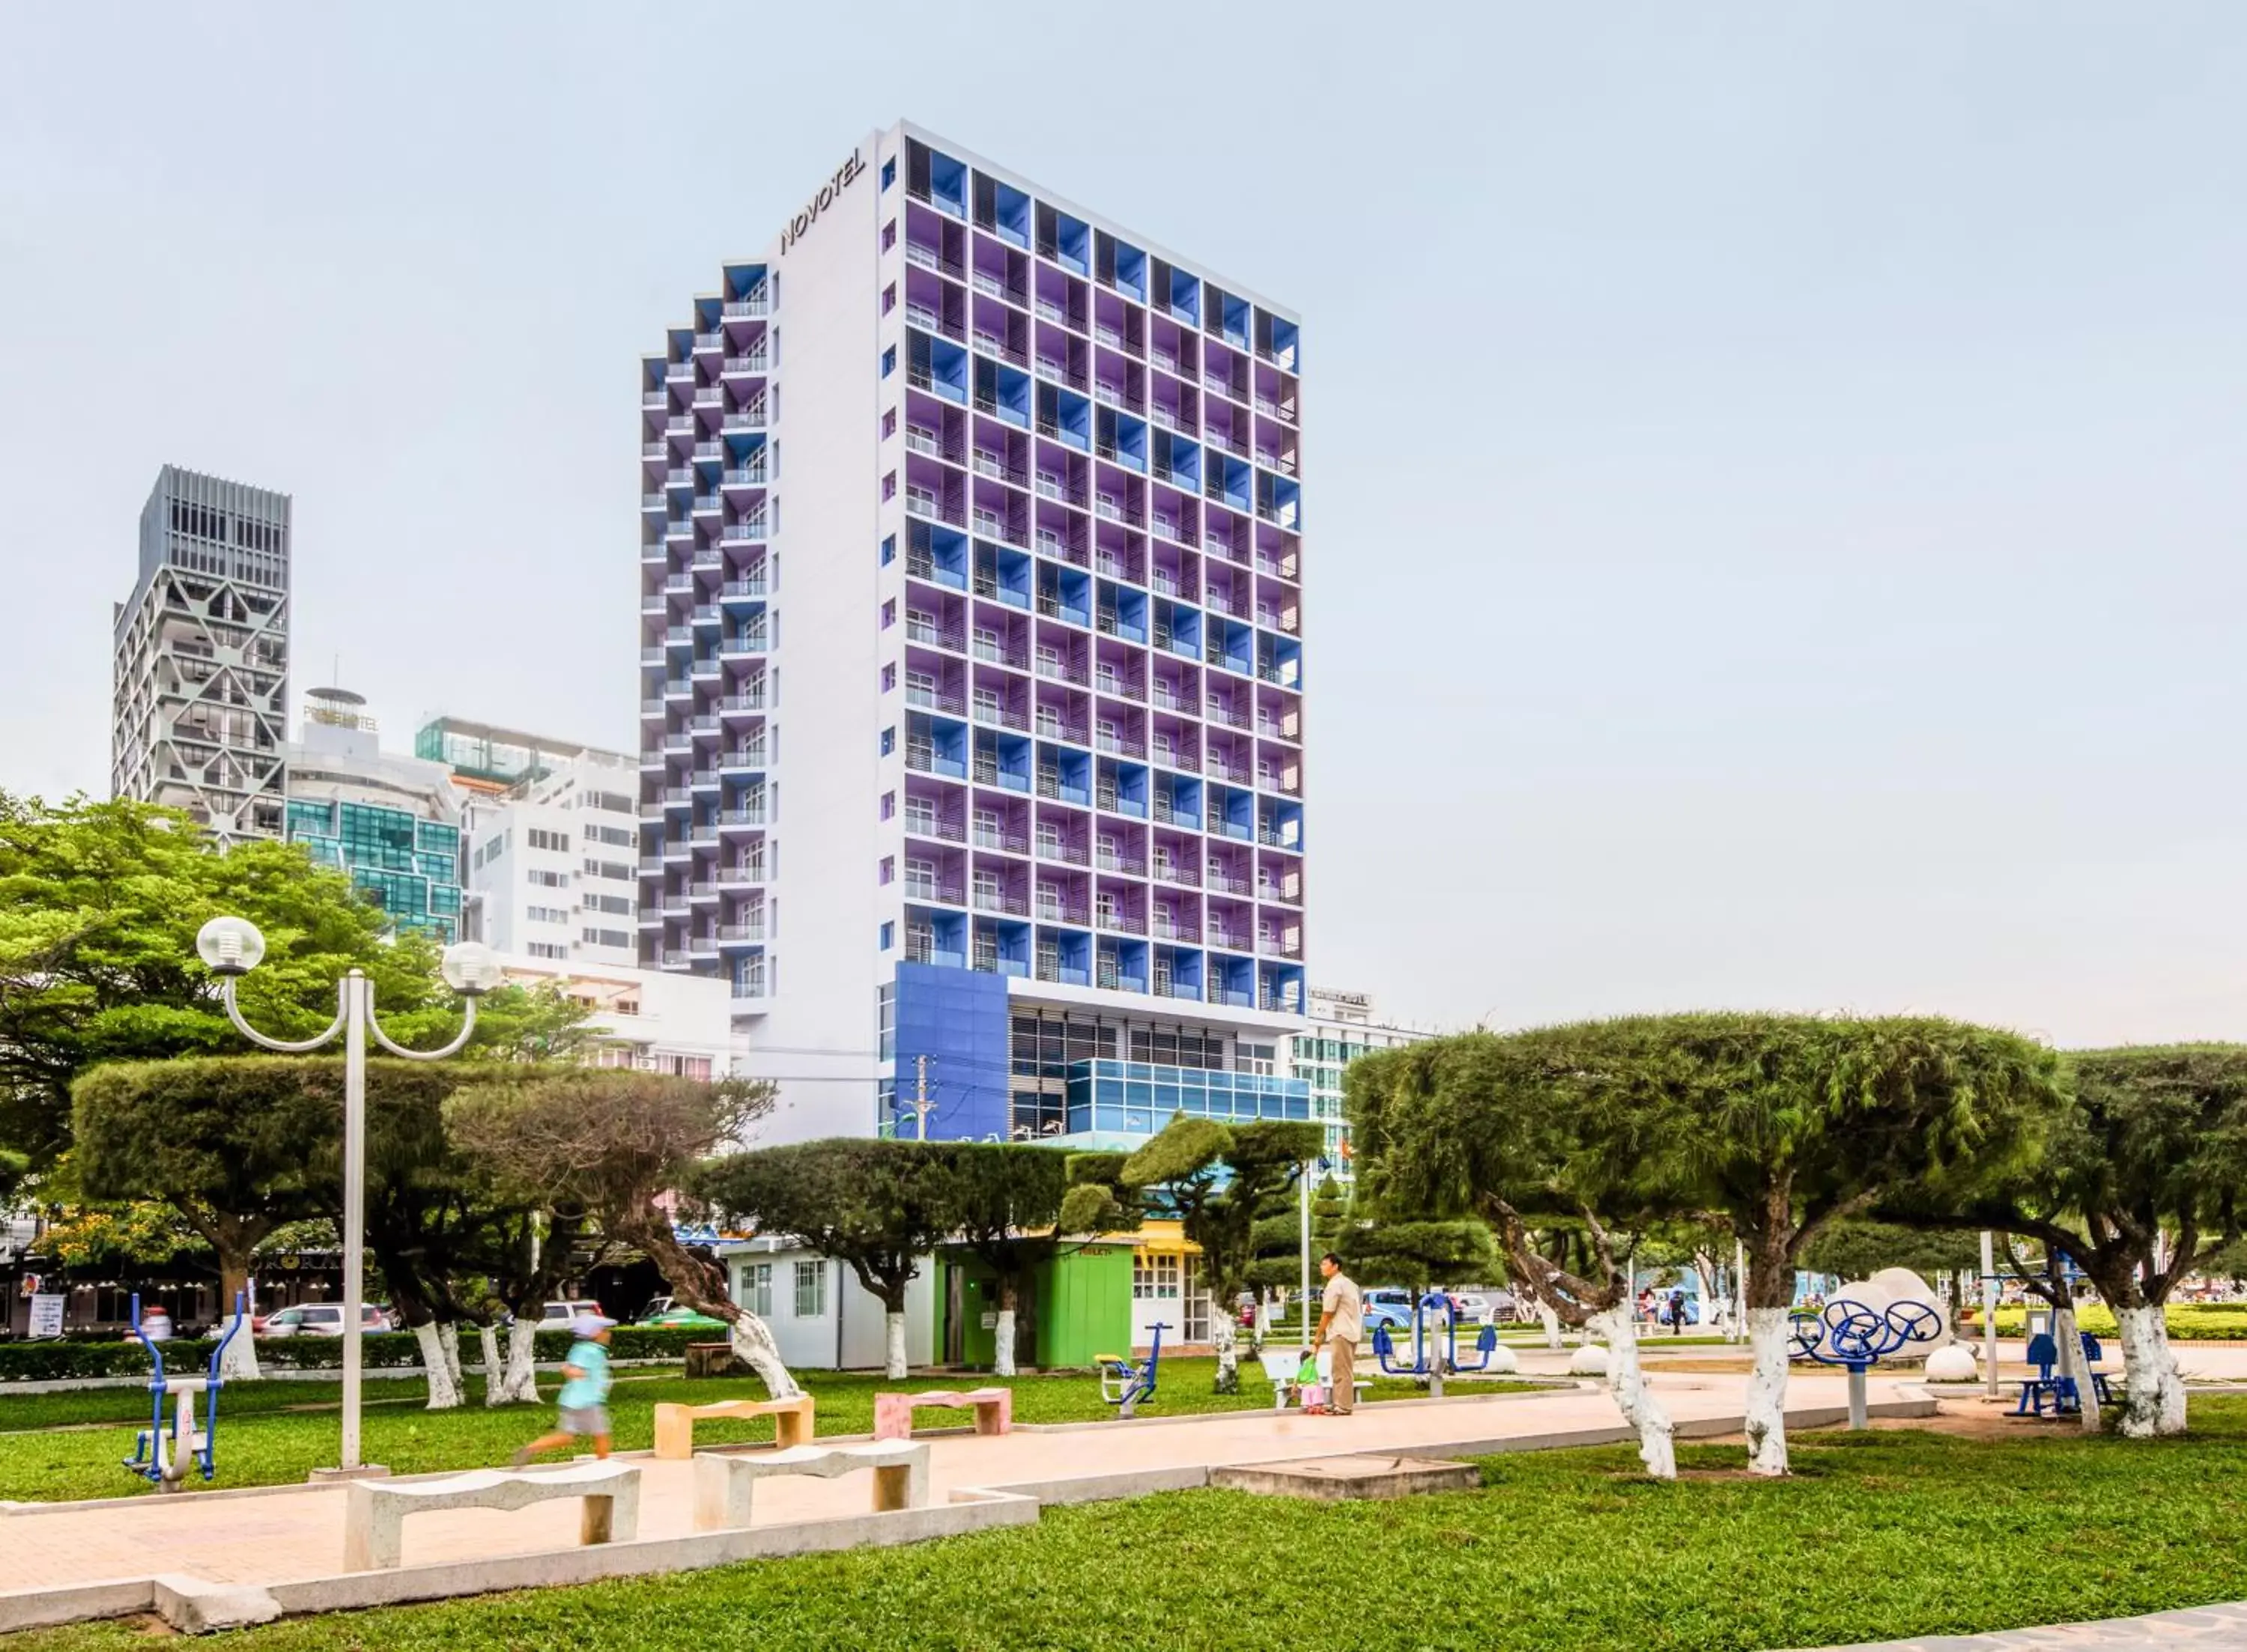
[485,951,739,1080]
[1283,988,1435,1176]
[426,718,645,971]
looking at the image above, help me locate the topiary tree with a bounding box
[1589,1013,2062,1475]
[929,1143,1085,1376]
[1881,1044,2247,1438]
[1347,1032,1682,1475]
[696,1138,960,1380]
[1061,1116,1322,1394]
[73,1057,339,1380]
[446,1069,799,1397]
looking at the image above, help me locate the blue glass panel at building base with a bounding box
[891,962,1010,1141]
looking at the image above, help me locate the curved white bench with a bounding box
[692,1440,928,1531]
[343,1460,641,1572]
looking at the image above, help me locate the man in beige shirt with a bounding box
[1312,1252,1362,1415]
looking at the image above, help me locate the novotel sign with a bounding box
[781,149,867,255]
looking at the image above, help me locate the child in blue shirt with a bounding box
[513,1314,614,1464]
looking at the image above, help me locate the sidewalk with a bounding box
[1806,1602,2247,1650]
[0,1367,1918,1625]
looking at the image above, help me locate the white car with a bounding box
[258,1304,389,1337]
[1449,1294,1495,1325]
[542,1300,605,1325]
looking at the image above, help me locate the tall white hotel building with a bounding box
[638,122,1309,1145]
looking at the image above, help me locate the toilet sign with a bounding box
[26,1294,64,1339]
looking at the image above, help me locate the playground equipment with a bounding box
[123,1292,246,1490]
[1370,1293,1504,1394]
[1789,1294,1943,1428]
[1097,1321,1166,1418]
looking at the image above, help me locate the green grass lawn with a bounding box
[0,1360,1458,1504]
[15,1400,2247,1651]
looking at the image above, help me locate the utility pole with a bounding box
[1980,1230,2000,1400]
[1299,1158,1313,1345]
[910,1055,933,1140]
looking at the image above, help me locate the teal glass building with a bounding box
[285,798,464,942]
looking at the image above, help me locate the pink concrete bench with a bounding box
[872,1386,1013,1441]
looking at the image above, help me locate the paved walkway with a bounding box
[1,1369,1893,1591]
[1810,1602,2247,1650]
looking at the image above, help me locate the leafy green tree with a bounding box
[928,1143,1082,1376]
[1348,1032,1682,1474]
[1881,1045,2247,1438]
[447,1069,798,1397]
[0,793,585,1169]
[72,1057,340,1379]
[1061,1116,1322,1393]
[697,1139,960,1379]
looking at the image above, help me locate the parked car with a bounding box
[1361,1289,1416,1331]
[542,1299,606,1325]
[1449,1293,1494,1325]
[637,1297,727,1330]
[255,1303,390,1337]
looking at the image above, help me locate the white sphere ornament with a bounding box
[1482,1343,1520,1375]
[440,941,504,997]
[195,915,267,977]
[1923,1344,1980,1383]
[1569,1343,1610,1377]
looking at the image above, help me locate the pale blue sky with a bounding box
[2,5,2243,1045]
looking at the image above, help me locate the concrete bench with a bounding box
[652,1394,816,1460]
[873,1386,1013,1441]
[342,1460,640,1572]
[694,1439,929,1531]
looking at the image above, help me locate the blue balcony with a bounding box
[1263,314,1300,373]
[915,335,970,404]
[1098,410,1147,474]
[1042,384,1092,452]
[1212,455,1253,514]
[910,524,971,592]
[1112,240,1148,304]
[989,179,1031,250]
[1216,291,1251,351]
[1166,269,1201,329]
[1154,432,1201,494]
[924,149,968,220]
[1052,210,1091,276]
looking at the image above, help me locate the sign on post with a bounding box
[27,1293,65,1339]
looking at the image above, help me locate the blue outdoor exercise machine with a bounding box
[122,1292,246,1490]
[1097,1321,1167,1419]
[1371,1293,1502,1394]
[1789,1296,1942,1429]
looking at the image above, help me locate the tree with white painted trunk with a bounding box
[697,1138,960,1382]
[1344,1031,1682,1478]
[936,1143,1096,1378]
[1059,1117,1323,1395]
[1883,1045,2247,1440]
[1643,1015,2062,1475]
[446,1069,804,1400]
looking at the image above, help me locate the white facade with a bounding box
[638,121,1310,1147]
[459,749,643,971]
[485,951,739,1078]
[722,1240,937,1371]
[111,465,291,841]
[1283,988,1435,1175]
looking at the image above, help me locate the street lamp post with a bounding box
[195,916,500,1481]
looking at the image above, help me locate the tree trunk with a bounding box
[992,1276,1019,1379]
[496,1319,542,1405]
[1744,1306,1792,1476]
[2114,1304,2185,1437]
[1592,1303,1676,1479]
[885,1310,909,1380]
[477,1325,504,1406]
[2054,1302,2099,1433]
[413,1320,463,1410]
[438,1322,465,1401]
[1210,1308,1240,1394]
[1539,1302,1563,1350]
[214,1247,262,1383]
[728,1311,801,1400]
[625,1217,801,1400]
